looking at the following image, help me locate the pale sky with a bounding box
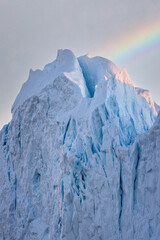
[0,0,160,129]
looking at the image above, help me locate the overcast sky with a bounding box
[0,0,160,129]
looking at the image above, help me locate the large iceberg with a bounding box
[0,49,159,240]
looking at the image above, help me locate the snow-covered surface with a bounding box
[12,49,89,113]
[0,49,160,240]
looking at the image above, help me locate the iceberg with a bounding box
[0,49,159,240]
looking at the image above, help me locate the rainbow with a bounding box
[101,18,160,65]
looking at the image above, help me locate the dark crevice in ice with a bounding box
[133,143,140,210]
[119,162,123,232]
[63,118,71,145]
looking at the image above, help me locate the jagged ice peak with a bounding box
[12,49,140,113]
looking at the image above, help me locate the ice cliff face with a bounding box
[0,49,159,240]
[117,112,160,240]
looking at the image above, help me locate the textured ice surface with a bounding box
[118,112,160,240]
[0,49,159,240]
[12,49,89,113]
